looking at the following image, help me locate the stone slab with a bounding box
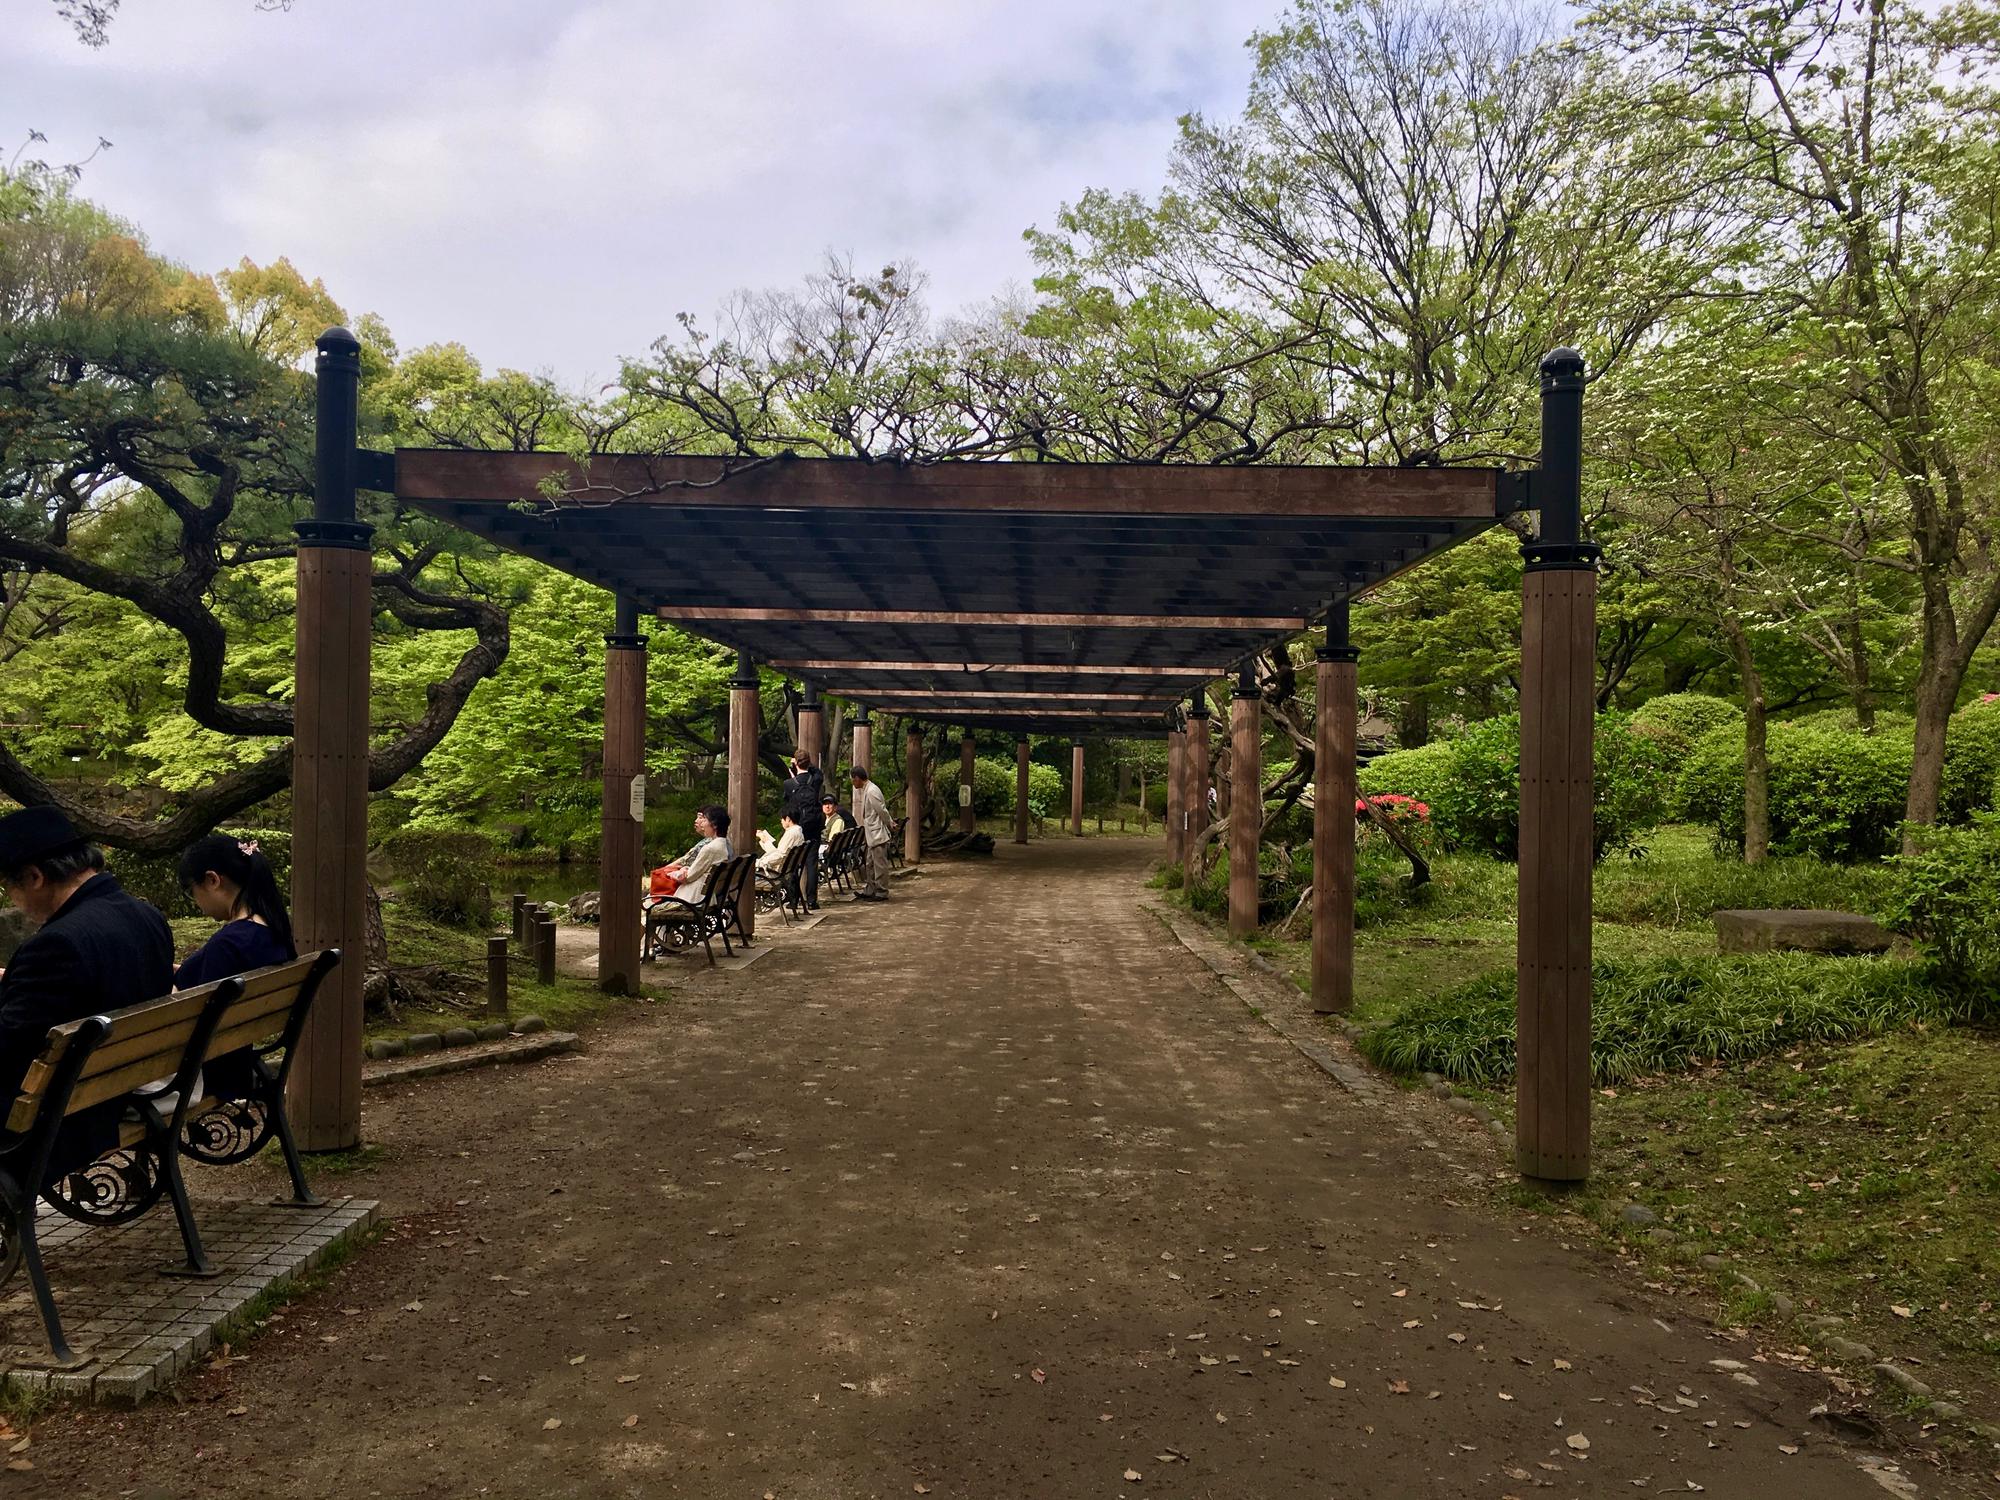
[1713,908,1892,955]
[362,1030,580,1086]
[1,1196,379,1406]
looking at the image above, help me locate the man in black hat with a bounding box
[0,805,173,1103]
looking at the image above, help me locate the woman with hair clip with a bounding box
[174,833,297,989]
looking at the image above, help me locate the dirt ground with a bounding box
[9,839,1984,1498]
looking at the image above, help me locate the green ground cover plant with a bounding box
[1353,952,1965,1085]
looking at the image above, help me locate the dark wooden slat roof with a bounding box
[398,449,1518,730]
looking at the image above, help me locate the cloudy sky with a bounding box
[6,0,1282,386]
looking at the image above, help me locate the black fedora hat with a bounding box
[0,805,87,873]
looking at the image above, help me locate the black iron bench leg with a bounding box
[156,1144,217,1278]
[266,1095,324,1208]
[19,1211,85,1367]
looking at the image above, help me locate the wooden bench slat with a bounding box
[63,1044,209,1113]
[203,1007,301,1058]
[231,958,320,1003]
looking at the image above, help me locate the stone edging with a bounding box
[364,1013,552,1061]
[362,1029,579,1087]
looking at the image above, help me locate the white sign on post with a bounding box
[957,783,973,809]
[629,773,646,822]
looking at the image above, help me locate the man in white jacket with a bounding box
[848,767,894,901]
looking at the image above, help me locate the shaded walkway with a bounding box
[16,841,1940,1497]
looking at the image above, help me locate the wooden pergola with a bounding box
[290,329,1598,1182]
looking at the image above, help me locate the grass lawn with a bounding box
[1184,826,2000,1425]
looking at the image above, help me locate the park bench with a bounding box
[887,818,906,868]
[0,949,338,1362]
[756,842,810,923]
[644,854,755,964]
[823,827,865,894]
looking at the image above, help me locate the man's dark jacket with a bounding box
[782,766,827,836]
[0,874,173,1125]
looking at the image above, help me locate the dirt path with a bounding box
[15,840,1967,1498]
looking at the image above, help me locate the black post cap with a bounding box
[1540,347,1585,387]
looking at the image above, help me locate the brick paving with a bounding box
[1,1196,378,1405]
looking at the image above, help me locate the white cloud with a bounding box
[4,0,1281,383]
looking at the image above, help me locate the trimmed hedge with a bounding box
[931,756,1065,817]
[1359,714,1671,862]
[1889,811,2000,996]
[1680,704,2000,861]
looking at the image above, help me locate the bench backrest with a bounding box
[6,977,241,1135]
[710,854,754,913]
[199,950,339,1071]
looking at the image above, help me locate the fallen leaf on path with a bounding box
[1392,1288,1408,1298]
[402,1300,423,1313]
[1214,1412,1227,1423]
[914,1486,930,1494]
[542,1418,562,1431]
[1401,1319,1422,1329]
[1778,1444,1798,1455]
[1890,1305,1913,1319]
[840,1382,858,1391]
[617,1374,641,1384]
[1565,1434,1590,1451]
[1498,1392,1513,1401]
[622,1415,639,1429]
[1388,1380,1410,1395]
[1553,1358,1573,1371]
[1448,1333,1467,1344]
[6,1459,32,1473]
[1031,1369,1046,1384]
[1327,1376,1347,1389]
[1123,1469,1142,1481]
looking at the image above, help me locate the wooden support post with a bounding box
[485,936,508,1016]
[1517,349,1598,1184]
[729,651,760,941]
[1166,727,1184,862]
[1187,702,1212,852]
[535,915,556,987]
[1228,666,1261,938]
[289,327,371,1152]
[1014,738,1031,845]
[1313,607,1360,1014]
[905,724,925,865]
[598,596,646,995]
[852,708,873,779]
[1070,740,1085,835]
[959,732,977,834]
[796,680,823,765]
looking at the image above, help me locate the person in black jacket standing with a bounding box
[781,753,827,910]
[0,806,173,1159]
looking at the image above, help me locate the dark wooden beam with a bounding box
[398,449,1502,519]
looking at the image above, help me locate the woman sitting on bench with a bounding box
[645,806,733,945]
[173,833,298,1096]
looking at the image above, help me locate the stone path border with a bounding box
[1,1197,379,1406]
[362,1029,581,1087]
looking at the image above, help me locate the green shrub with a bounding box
[1683,704,2000,860]
[1358,740,1456,811]
[1630,694,1742,816]
[1357,952,1964,1086]
[1940,700,2000,819]
[380,828,495,926]
[1630,692,1743,752]
[108,828,293,919]
[1403,714,1670,862]
[1682,721,1909,861]
[932,757,1063,817]
[1888,812,2000,996]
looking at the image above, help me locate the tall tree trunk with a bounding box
[1720,615,1770,864]
[1905,659,1955,847]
